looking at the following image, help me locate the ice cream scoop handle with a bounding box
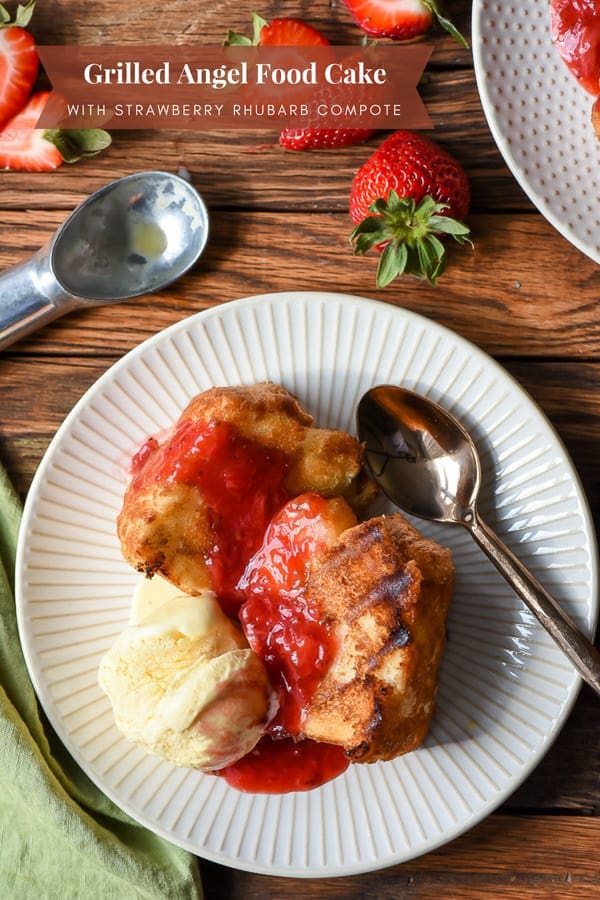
[0,249,76,351]
[469,512,600,697]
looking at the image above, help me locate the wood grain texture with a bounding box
[1,210,598,358]
[28,0,473,57]
[200,815,600,898]
[0,71,524,213]
[0,2,522,213]
[2,354,598,637]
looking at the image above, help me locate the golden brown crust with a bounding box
[592,96,600,139]
[116,482,214,594]
[180,383,313,454]
[117,383,377,594]
[179,383,377,507]
[302,513,454,762]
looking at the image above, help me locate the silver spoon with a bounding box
[0,169,209,351]
[357,384,600,697]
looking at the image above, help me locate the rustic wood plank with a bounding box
[505,683,600,813]
[0,0,523,213]
[2,354,598,618]
[3,351,598,551]
[507,361,600,522]
[0,70,527,213]
[30,0,474,60]
[199,814,600,898]
[3,356,599,487]
[1,211,598,359]
[2,356,598,530]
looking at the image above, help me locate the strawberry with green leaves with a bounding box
[0,91,111,171]
[225,13,375,151]
[225,11,330,49]
[341,0,468,47]
[349,130,471,287]
[0,0,38,127]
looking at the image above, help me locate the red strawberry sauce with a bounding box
[130,421,349,792]
[551,0,600,95]
[238,494,344,738]
[219,734,348,794]
[131,419,290,616]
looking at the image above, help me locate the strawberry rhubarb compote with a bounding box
[132,421,355,791]
[221,494,356,793]
[551,0,600,95]
[129,419,290,617]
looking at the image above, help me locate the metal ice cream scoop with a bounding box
[0,170,209,350]
[357,384,600,697]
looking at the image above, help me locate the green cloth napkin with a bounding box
[0,465,203,899]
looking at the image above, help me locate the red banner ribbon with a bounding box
[36,44,433,130]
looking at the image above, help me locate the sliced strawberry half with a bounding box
[341,0,468,47]
[0,0,38,127]
[0,91,111,171]
[257,15,330,47]
[0,91,60,170]
[225,12,330,47]
[226,14,375,152]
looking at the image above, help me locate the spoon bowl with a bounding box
[358,385,481,525]
[0,170,209,350]
[357,384,600,696]
[51,170,208,301]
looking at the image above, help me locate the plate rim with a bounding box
[15,291,599,877]
[471,0,600,265]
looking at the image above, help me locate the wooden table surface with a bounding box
[1,2,599,896]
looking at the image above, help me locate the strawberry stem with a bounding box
[44,127,112,163]
[422,0,469,50]
[224,11,267,46]
[0,1,35,28]
[350,191,472,287]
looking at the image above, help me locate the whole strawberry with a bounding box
[226,13,375,152]
[279,126,376,152]
[349,130,471,286]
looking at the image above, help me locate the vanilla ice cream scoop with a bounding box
[99,581,273,770]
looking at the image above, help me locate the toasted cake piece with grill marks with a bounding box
[302,513,454,762]
[117,383,377,595]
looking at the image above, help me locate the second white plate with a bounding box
[473,0,600,263]
[16,292,597,876]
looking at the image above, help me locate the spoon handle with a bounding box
[469,513,600,697]
[0,248,75,351]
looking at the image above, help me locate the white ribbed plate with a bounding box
[16,292,598,877]
[473,0,600,263]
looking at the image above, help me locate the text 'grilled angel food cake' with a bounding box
[302,513,454,762]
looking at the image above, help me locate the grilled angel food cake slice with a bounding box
[302,513,454,762]
[117,383,377,600]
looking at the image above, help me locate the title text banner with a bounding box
[36,44,432,130]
